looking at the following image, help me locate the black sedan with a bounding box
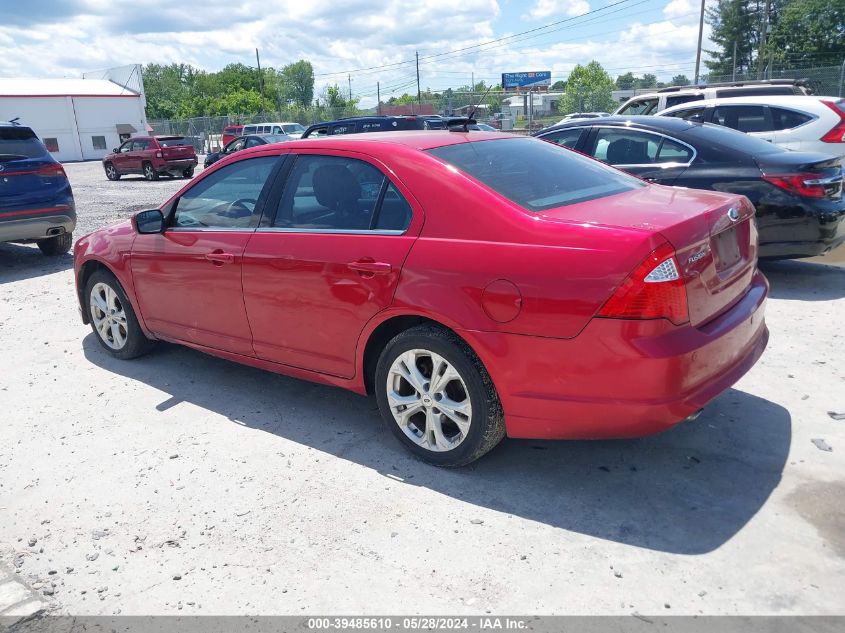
[203,134,291,168]
[534,116,845,259]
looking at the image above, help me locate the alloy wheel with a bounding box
[386,349,472,452]
[89,282,128,350]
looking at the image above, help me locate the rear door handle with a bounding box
[348,260,392,275]
[205,251,235,265]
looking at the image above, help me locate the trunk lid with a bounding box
[156,136,196,160]
[539,184,758,327]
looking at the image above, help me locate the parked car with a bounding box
[74,131,768,466]
[615,79,812,116]
[242,122,307,138]
[1,122,75,255]
[221,125,244,146]
[301,116,444,138]
[558,112,611,124]
[103,136,198,181]
[203,134,291,168]
[534,116,845,259]
[657,95,845,157]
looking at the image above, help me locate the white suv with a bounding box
[657,95,845,157]
[614,79,811,115]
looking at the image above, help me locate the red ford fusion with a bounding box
[73,131,769,466]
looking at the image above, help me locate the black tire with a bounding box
[84,269,155,360]
[142,161,159,181]
[36,232,72,256]
[104,162,120,181]
[375,325,505,467]
[182,167,195,179]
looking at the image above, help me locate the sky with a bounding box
[0,0,712,107]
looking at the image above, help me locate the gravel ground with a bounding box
[0,160,843,616]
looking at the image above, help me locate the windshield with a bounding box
[0,127,47,160]
[282,124,306,134]
[428,137,644,211]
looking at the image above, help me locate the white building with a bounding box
[503,92,564,119]
[0,69,149,162]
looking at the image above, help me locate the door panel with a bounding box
[242,232,417,376]
[131,231,255,354]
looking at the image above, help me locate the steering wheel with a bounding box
[222,198,258,218]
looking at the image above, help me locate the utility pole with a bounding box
[348,74,352,101]
[758,0,771,79]
[472,72,474,91]
[416,51,421,105]
[693,0,705,83]
[255,48,264,101]
[377,81,381,115]
[732,40,737,81]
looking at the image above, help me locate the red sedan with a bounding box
[74,131,769,466]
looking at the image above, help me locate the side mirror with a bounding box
[112,148,119,153]
[134,209,164,234]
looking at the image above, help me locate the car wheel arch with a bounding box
[359,313,482,396]
[77,259,150,337]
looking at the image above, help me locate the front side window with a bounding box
[274,155,411,231]
[713,105,772,133]
[173,156,277,229]
[428,137,644,211]
[224,138,246,153]
[119,141,132,153]
[538,127,585,149]
[619,98,658,115]
[132,139,151,151]
[282,123,306,135]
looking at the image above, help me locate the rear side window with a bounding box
[158,136,188,147]
[770,107,813,130]
[428,137,644,211]
[713,105,772,133]
[665,94,703,109]
[715,87,795,98]
[663,106,705,120]
[0,126,48,158]
[273,155,411,231]
[618,98,658,115]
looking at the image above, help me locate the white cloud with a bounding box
[523,0,591,20]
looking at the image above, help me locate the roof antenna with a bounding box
[9,117,20,125]
[450,84,495,132]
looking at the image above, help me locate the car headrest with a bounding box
[312,164,360,210]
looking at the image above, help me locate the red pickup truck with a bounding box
[103,136,198,181]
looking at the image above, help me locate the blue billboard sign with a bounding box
[501,71,552,89]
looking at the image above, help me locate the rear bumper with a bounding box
[0,207,76,242]
[156,158,197,173]
[462,270,769,440]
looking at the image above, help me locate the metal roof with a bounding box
[0,78,140,97]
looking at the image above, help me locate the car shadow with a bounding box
[82,333,790,555]
[0,242,73,283]
[760,259,845,301]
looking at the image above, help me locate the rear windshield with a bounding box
[0,126,47,159]
[687,122,783,155]
[428,137,644,211]
[157,136,188,147]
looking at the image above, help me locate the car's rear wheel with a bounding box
[142,161,159,181]
[182,167,195,179]
[104,162,120,181]
[36,232,72,256]
[85,270,155,360]
[375,325,505,467]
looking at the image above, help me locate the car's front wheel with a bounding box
[375,325,505,467]
[84,270,155,360]
[36,232,72,256]
[104,162,120,181]
[142,161,159,181]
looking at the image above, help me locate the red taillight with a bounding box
[820,100,845,143]
[762,173,827,198]
[36,163,66,178]
[597,242,689,325]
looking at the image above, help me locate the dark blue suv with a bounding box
[1,122,76,255]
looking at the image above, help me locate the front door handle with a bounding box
[205,251,235,265]
[348,260,392,275]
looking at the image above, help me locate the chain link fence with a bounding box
[707,63,843,97]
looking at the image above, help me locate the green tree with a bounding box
[560,61,615,114]
[634,73,658,89]
[671,74,691,86]
[280,60,315,109]
[551,79,567,91]
[768,0,845,65]
[615,72,635,90]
